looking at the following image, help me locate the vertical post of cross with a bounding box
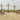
[1,3,4,15]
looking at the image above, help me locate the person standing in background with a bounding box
[2,9,5,15]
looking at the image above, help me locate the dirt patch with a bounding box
[0,12,20,20]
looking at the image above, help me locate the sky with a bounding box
[0,0,20,10]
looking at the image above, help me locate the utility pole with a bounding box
[14,3,15,13]
[1,3,4,15]
[8,2,9,13]
[1,3,2,13]
[0,3,3,15]
[6,2,11,13]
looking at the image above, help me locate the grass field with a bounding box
[0,12,20,20]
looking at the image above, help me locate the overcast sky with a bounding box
[0,0,20,10]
